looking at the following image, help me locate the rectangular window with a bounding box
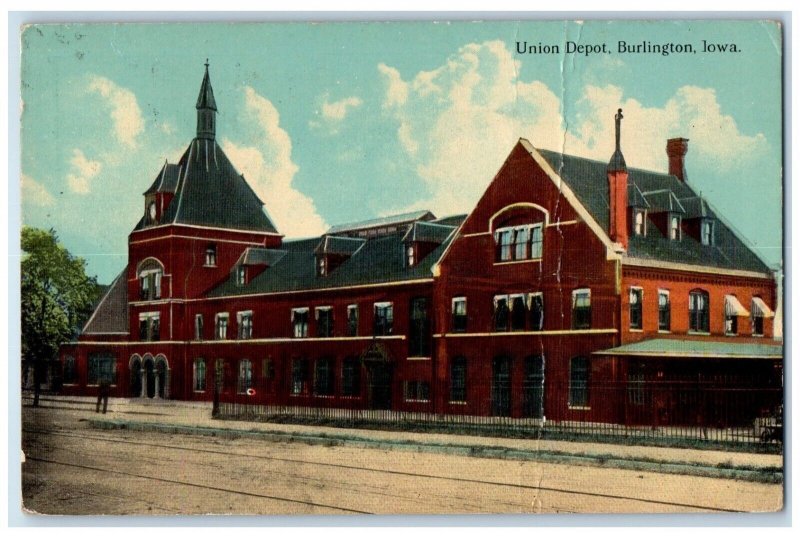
[658,290,671,332]
[237,359,253,394]
[193,358,206,392]
[373,302,394,336]
[88,354,116,385]
[627,363,645,406]
[205,244,217,266]
[404,380,430,402]
[194,314,203,341]
[63,356,78,384]
[670,215,681,241]
[138,312,160,341]
[347,304,359,336]
[513,226,529,260]
[528,293,544,331]
[523,355,545,418]
[701,220,714,246]
[138,270,163,301]
[510,294,526,331]
[236,266,246,286]
[316,307,334,337]
[237,311,253,340]
[724,295,745,336]
[341,357,361,397]
[292,308,309,338]
[494,295,510,331]
[449,357,467,403]
[629,287,643,330]
[452,297,467,332]
[139,275,149,300]
[496,229,513,261]
[689,291,710,333]
[314,358,335,396]
[633,210,646,236]
[530,224,543,258]
[572,289,592,329]
[215,313,229,340]
[214,359,224,391]
[291,358,308,395]
[568,357,590,408]
[409,297,431,356]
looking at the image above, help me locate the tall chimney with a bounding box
[607,108,629,249]
[667,138,689,182]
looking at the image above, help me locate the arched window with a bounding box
[689,289,710,333]
[138,259,164,301]
[205,244,217,267]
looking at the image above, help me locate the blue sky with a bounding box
[20,20,782,283]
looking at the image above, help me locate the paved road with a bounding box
[21,405,783,515]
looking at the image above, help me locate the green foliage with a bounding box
[21,227,98,364]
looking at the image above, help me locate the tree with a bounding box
[21,227,98,406]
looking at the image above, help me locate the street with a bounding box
[21,402,783,515]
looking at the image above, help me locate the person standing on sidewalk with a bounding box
[96,379,111,414]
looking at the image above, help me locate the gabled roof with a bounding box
[236,247,287,267]
[680,196,711,219]
[82,267,128,335]
[143,161,181,195]
[536,148,771,274]
[432,214,468,227]
[314,235,366,256]
[642,189,686,214]
[326,210,435,236]
[627,183,650,208]
[401,220,456,244]
[133,138,279,234]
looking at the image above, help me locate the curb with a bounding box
[89,419,783,484]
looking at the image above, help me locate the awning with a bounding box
[724,295,750,317]
[752,297,775,318]
[593,338,782,360]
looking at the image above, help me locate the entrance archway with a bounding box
[129,354,143,397]
[143,354,156,398]
[155,355,169,399]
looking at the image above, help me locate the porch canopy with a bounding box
[593,338,783,359]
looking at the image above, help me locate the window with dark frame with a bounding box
[193,358,206,392]
[292,308,309,338]
[314,358,335,396]
[629,288,643,330]
[669,215,681,241]
[701,220,714,246]
[496,228,513,261]
[373,302,394,336]
[724,296,739,335]
[752,298,765,336]
[409,297,431,356]
[406,245,415,267]
[237,359,253,394]
[291,358,309,395]
[529,293,544,331]
[689,290,710,333]
[513,227,529,260]
[568,356,590,408]
[316,307,334,337]
[449,356,467,403]
[236,266,246,286]
[404,380,430,402]
[205,244,217,266]
[139,313,160,341]
[215,313,228,340]
[238,311,253,340]
[572,289,591,329]
[194,314,203,341]
[658,291,671,332]
[530,225,543,258]
[633,210,646,236]
[341,357,361,397]
[494,296,510,331]
[452,297,467,332]
[138,270,162,300]
[495,224,543,262]
[347,305,359,336]
[510,295,526,331]
[215,359,224,391]
[523,355,545,418]
[88,354,116,385]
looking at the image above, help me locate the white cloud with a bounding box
[310,94,364,134]
[88,75,144,148]
[379,40,770,216]
[66,149,102,194]
[21,173,55,206]
[223,86,327,238]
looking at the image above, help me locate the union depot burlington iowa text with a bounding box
[58,65,783,439]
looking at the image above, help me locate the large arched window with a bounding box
[689,289,710,333]
[137,258,164,301]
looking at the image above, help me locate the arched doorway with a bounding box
[143,354,156,398]
[129,354,143,397]
[155,354,169,399]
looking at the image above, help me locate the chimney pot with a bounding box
[667,138,689,182]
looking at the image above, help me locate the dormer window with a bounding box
[633,210,647,236]
[669,215,681,241]
[406,245,415,267]
[205,244,217,267]
[147,200,157,224]
[318,256,327,276]
[701,219,715,246]
[236,266,246,286]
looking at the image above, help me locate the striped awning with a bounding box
[724,295,749,317]
[751,297,775,318]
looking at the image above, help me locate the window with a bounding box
[316,307,333,337]
[193,359,206,392]
[450,356,467,403]
[669,215,681,241]
[341,357,361,397]
[236,266,246,286]
[292,308,309,338]
[314,358,335,396]
[572,289,592,329]
[406,245,415,268]
[237,311,253,340]
[530,225,543,258]
[373,302,394,336]
[63,356,77,384]
[523,355,545,418]
[627,363,646,406]
[513,226,529,260]
[701,220,714,246]
[215,313,229,340]
[689,290,710,333]
[194,314,203,341]
[291,358,309,395]
[568,357,590,408]
[138,269,162,300]
[88,354,116,385]
[633,210,647,236]
[495,224,543,262]
[317,256,327,277]
[452,297,467,332]
[529,293,544,331]
[724,295,747,336]
[658,290,671,332]
[138,312,160,341]
[347,304,359,336]
[237,359,253,394]
[510,294,526,331]
[751,297,766,336]
[494,295,510,331]
[205,244,217,266]
[629,287,643,330]
[404,380,430,402]
[262,358,275,380]
[214,359,224,391]
[725,311,738,335]
[496,228,513,261]
[409,297,431,356]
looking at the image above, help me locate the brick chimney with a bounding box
[607,108,629,249]
[667,138,689,182]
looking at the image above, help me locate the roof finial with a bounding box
[615,108,623,151]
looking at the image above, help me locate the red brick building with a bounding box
[59,69,782,428]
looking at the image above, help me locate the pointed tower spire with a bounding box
[196,60,217,140]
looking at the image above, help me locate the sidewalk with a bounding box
[24,394,783,476]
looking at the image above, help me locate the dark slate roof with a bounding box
[594,338,782,359]
[143,162,181,195]
[536,148,771,274]
[432,214,468,227]
[627,184,649,208]
[326,210,435,235]
[209,231,450,297]
[196,65,217,111]
[134,138,279,233]
[642,189,686,214]
[82,267,128,334]
[680,196,711,219]
[402,221,456,243]
[315,235,366,255]
[237,247,287,267]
